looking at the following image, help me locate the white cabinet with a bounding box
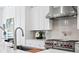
[31,6,52,30]
[75,43,79,53]
[31,7,40,30]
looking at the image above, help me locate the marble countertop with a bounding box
[38,49,73,53]
[0,40,30,53]
[0,39,74,53]
[47,39,79,41]
[0,41,72,53]
[75,42,79,44]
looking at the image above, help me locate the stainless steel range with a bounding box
[45,39,79,52]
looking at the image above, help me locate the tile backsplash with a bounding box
[46,17,79,40]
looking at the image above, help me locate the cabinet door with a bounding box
[39,6,52,30]
[31,6,52,30]
[31,7,40,30]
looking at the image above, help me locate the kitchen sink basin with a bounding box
[10,45,32,51]
[10,45,44,53]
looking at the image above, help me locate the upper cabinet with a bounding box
[30,6,52,31]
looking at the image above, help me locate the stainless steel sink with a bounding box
[10,45,32,51]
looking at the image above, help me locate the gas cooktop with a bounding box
[45,39,79,52]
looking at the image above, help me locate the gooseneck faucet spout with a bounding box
[14,27,24,50]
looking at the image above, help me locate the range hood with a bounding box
[46,6,77,18]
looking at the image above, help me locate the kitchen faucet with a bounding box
[14,27,24,50]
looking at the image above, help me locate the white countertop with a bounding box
[0,40,30,53]
[75,42,79,44]
[38,49,73,53]
[0,39,74,53]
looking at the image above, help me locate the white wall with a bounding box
[14,6,25,45]
[0,7,4,40]
[25,7,33,39]
[46,17,79,40]
[2,7,15,40]
[2,7,15,24]
[2,6,26,45]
